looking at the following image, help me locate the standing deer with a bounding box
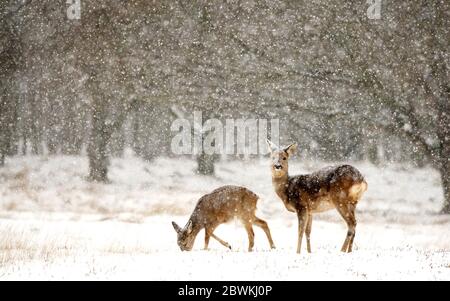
[171,185,276,252]
[266,140,367,253]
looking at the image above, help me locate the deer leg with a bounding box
[204,228,212,250]
[305,213,313,253]
[210,233,232,250]
[296,209,308,254]
[244,222,255,252]
[335,203,356,253]
[253,217,276,249]
[346,204,357,252]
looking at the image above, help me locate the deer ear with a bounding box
[172,221,182,233]
[284,143,298,157]
[186,220,193,233]
[266,139,278,153]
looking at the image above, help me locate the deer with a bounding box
[266,140,367,253]
[171,185,276,252]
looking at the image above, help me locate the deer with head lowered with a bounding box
[266,140,367,253]
[171,185,276,252]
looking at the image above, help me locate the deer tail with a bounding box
[348,180,368,199]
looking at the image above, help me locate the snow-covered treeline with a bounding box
[0,2,448,209]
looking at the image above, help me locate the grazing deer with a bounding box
[266,140,367,253]
[171,185,276,252]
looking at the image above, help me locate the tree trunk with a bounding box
[88,141,109,182]
[88,99,110,182]
[367,142,379,165]
[0,117,9,166]
[441,165,450,214]
[195,109,216,175]
[0,81,17,166]
[434,53,450,213]
[87,95,137,182]
[438,92,450,213]
[197,152,215,175]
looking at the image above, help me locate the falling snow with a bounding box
[0,1,449,280]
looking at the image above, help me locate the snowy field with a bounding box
[0,153,449,280]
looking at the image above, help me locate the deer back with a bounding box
[287,165,367,212]
[191,185,258,226]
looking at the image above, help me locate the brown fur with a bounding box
[267,141,368,253]
[172,185,275,252]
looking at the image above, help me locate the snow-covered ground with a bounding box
[0,153,449,280]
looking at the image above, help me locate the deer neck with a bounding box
[272,173,289,204]
[187,214,203,237]
[184,216,203,249]
[272,173,297,212]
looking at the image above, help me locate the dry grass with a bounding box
[0,224,73,265]
[0,217,156,267]
[9,167,29,191]
[145,204,188,216]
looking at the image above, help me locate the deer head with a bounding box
[171,220,196,251]
[266,139,297,179]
